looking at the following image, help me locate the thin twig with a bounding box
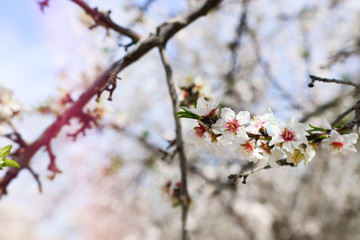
[27,167,42,193]
[331,100,360,129]
[159,46,189,240]
[331,101,360,127]
[70,0,141,43]
[309,75,360,88]
[228,159,294,183]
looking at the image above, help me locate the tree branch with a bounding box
[331,100,360,129]
[70,0,141,43]
[159,46,189,240]
[0,0,222,196]
[228,159,295,184]
[309,75,360,88]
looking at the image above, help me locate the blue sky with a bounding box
[0,1,58,105]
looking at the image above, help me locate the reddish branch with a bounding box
[0,0,223,196]
[38,0,51,12]
[70,0,141,43]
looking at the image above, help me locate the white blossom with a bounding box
[185,122,220,153]
[257,140,284,167]
[234,138,264,163]
[192,96,219,117]
[0,85,20,119]
[269,118,308,153]
[247,108,279,134]
[285,143,316,165]
[321,130,358,154]
[212,108,249,146]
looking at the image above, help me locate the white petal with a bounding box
[221,108,235,122]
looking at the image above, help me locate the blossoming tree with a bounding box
[1,0,360,239]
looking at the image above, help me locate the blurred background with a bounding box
[1,0,360,239]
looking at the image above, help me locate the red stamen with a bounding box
[331,141,344,152]
[225,119,240,134]
[281,128,295,142]
[194,123,207,138]
[205,107,218,117]
[240,141,255,155]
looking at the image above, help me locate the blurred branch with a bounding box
[159,46,189,240]
[228,159,295,184]
[132,0,157,24]
[309,75,360,88]
[225,0,249,93]
[300,93,345,122]
[249,29,301,109]
[2,118,27,148]
[70,0,141,43]
[332,100,360,129]
[0,0,222,196]
[321,48,360,69]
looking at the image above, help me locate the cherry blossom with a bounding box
[321,130,358,154]
[284,143,316,165]
[247,108,279,134]
[234,138,264,163]
[269,118,308,153]
[0,85,20,119]
[185,122,220,153]
[212,107,250,146]
[178,98,359,168]
[191,96,219,117]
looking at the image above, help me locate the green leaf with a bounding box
[2,159,20,168]
[0,145,12,158]
[176,106,201,120]
[308,124,326,132]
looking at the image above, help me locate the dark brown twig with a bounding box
[309,75,360,88]
[26,167,42,193]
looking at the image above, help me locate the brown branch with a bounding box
[300,93,345,123]
[70,0,141,43]
[0,0,223,196]
[228,159,295,184]
[309,75,360,88]
[332,100,360,129]
[159,46,189,240]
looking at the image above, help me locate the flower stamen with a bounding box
[225,119,240,134]
[281,128,295,142]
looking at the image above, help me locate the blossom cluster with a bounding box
[179,97,358,166]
